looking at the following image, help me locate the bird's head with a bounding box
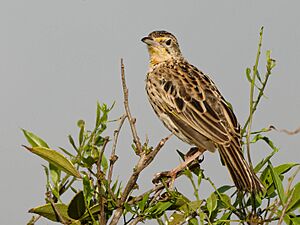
[142,31,182,67]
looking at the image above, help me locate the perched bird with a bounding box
[142,30,264,193]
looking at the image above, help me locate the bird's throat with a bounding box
[147,46,172,67]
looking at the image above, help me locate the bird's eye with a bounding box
[165,39,172,46]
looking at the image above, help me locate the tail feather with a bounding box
[218,143,264,193]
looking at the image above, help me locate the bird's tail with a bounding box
[218,142,264,193]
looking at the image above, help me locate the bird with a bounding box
[141,30,264,193]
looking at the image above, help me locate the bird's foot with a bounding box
[152,171,175,185]
[152,147,205,187]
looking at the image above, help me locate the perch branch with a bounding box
[109,60,172,225]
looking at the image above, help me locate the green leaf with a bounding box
[219,193,231,208]
[83,174,94,207]
[82,156,97,169]
[78,203,100,220]
[49,163,61,201]
[188,218,199,225]
[199,211,205,224]
[217,212,232,225]
[251,127,272,135]
[217,185,233,194]
[282,213,300,225]
[169,213,185,225]
[251,134,278,152]
[207,192,217,217]
[260,166,276,197]
[59,147,74,158]
[42,165,50,190]
[255,156,271,174]
[169,192,190,210]
[68,135,78,152]
[22,129,49,148]
[184,167,193,179]
[77,120,85,146]
[255,69,262,84]
[254,148,278,173]
[291,216,300,225]
[197,169,203,186]
[100,103,108,124]
[169,200,202,225]
[49,163,61,185]
[101,154,108,174]
[24,146,81,178]
[138,192,150,212]
[68,191,86,220]
[146,201,173,216]
[188,200,203,211]
[29,203,72,222]
[266,50,276,70]
[95,102,101,129]
[274,163,299,175]
[157,218,165,225]
[268,162,285,204]
[178,200,203,214]
[246,67,252,82]
[287,182,300,212]
[124,202,137,214]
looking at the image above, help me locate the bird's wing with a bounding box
[157,61,240,145]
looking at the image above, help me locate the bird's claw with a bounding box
[152,171,172,184]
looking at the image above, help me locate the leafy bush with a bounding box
[24,27,300,225]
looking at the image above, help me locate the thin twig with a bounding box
[108,114,127,185]
[269,125,300,136]
[27,215,42,225]
[286,166,300,193]
[127,182,168,205]
[265,198,279,225]
[121,134,172,204]
[46,192,69,224]
[121,58,142,155]
[129,216,144,225]
[277,189,294,225]
[245,26,264,168]
[149,188,164,206]
[142,133,173,168]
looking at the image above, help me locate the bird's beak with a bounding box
[141,36,159,47]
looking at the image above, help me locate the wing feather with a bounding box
[156,61,240,146]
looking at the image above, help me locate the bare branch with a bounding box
[109,61,172,225]
[269,125,300,135]
[27,215,41,225]
[108,114,127,184]
[121,59,142,155]
[121,133,172,202]
[129,217,144,225]
[143,133,173,169]
[278,190,294,225]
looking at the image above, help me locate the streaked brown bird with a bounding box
[142,30,264,193]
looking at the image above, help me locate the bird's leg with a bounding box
[152,147,206,187]
[169,147,205,180]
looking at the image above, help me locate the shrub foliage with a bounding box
[25,27,300,225]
